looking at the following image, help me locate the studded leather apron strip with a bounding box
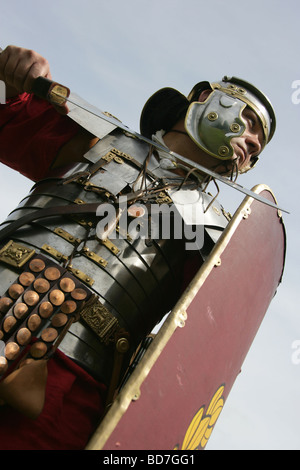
[0,251,93,380]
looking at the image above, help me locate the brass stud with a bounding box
[49,289,65,306]
[29,258,45,272]
[27,313,42,332]
[116,337,130,354]
[33,278,50,294]
[16,327,31,346]
[8,283,24,300]
[207,111,218,121]
[41,327,58,343]
[23,290,39,307]
[14,302,28,320]
[0,356,8,375]
[44,267,61,281]
[39,301,53,318]
[128,205,146,218]
[5,342,20,360]
[218,145,230,157]
[0,297,13,314]
[59,277,75,293]
[30,341,47,358]
[230,123,241,133]
[3,315,17,333]
[19,272,35,287]
[61,300,77,314]
[51,313,68,328]
[71,288,87,301]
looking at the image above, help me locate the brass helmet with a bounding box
[140,76,276,172]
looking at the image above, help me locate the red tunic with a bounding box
[0,93,106,449]
[0,93,80,181]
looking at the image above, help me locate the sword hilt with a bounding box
[32,76,70,106]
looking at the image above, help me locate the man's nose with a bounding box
[244,130,262,156]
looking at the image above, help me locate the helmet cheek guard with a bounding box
[140,76,276,174]
[185,91,247,161]
[185,76,276,172]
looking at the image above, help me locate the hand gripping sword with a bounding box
[4,71,291,214]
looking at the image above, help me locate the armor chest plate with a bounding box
[0,130,228,385]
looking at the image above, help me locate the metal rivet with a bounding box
[8,283,24,299]
[116,338,130,354]
[19,272,35,287]
[16,327,32,346]
[0,297,13,313]
[3,316,17,333]
[27,313,42,331]
[59,277,75,293]
[44,267,61,281]
[30,341,47,358]
[5,342,20,360]
[71,288,87,301]
[218,145,230,157]
[33,278,50,294]
[23,290,39,307]
[61,300,77,314]
[14,302,29,320]
[0,356,8,375]
[29,258,45,272]
[39,302,53,319]
[41,327,58,343]
[230,123,241,133]
[49,289,65,306]
[207,111,218,121]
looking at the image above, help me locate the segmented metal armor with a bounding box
[0,124,229,392]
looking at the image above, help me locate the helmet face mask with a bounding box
[185,77,276,173]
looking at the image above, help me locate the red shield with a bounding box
[86,184,286,450]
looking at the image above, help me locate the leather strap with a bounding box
[0,201,104,244]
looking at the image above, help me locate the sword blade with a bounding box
[0,59,288,213]
[63,93,289,214]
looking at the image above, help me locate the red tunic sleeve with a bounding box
[0,93,81,181]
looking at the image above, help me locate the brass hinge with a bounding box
[100,238,120,255]
[41,244,68,263]
[82,247,108,268]
[67,265,95,287]
[54,227,82,245]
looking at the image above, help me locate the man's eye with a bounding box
[249,118,255,128]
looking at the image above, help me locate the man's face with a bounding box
[184,89,266,177]
[230,106,264,173]
[164,90,266,179]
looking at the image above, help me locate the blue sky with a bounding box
[1,0,299,450]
